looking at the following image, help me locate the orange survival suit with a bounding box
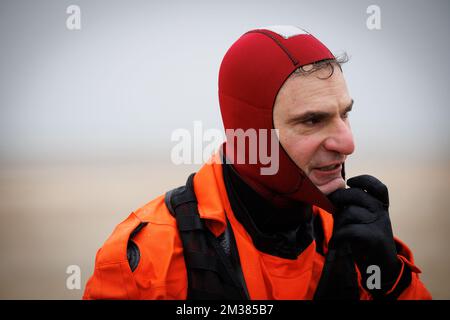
[83,154,431,300]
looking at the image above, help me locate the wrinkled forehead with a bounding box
[276,65,348,107]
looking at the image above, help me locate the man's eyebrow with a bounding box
[288,99,354,124]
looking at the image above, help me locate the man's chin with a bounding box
[315,177,346,195]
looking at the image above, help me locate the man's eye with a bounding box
[342,111,350,119]
[303,117,322,125]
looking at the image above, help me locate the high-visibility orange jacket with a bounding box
[83,157,432,300]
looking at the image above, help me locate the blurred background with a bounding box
[0,0,449,299]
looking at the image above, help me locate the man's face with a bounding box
[273,65,355,195]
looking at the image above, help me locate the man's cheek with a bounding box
[280,135,316,173]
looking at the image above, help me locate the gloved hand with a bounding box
[328,175,402,296]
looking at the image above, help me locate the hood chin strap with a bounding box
[221,144,338,213]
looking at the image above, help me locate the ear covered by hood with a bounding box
[218,26,339,213]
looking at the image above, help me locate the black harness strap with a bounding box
[313,243,360,300]
[164,173,249,300]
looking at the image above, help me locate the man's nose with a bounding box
[323,120,355,155]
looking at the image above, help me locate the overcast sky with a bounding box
[0,0,449,164]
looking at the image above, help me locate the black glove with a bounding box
[328,175,402,296]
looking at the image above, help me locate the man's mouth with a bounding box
[315,163,342,172]
[309,162,346,194]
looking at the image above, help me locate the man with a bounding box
[83,26,431,300]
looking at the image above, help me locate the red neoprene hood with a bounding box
[218,26,336,213]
